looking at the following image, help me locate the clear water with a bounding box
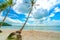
[1,26,60,32]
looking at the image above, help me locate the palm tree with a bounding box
[7,0,35,40]
[0,0,14,33]
[19,0,35,32]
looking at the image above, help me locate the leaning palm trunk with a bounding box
[0,0,14,33]
[0,0,13,27]
[19,6,33,32]
[0,6,11,33]
[17,6,33,40]
[7,0,35,40]
[0,7,11,27]
[19,0,35,33]
[16,3,33,40]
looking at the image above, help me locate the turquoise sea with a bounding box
[1,26,60,32]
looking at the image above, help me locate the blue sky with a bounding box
[0,0,60,26]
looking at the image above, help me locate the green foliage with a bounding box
[0,22,11,26]
[0,0,13,11]
[0,2,8,11]
[7,0,13,6]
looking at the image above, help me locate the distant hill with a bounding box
[0,22,11,26]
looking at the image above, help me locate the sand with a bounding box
[0,29,60,40]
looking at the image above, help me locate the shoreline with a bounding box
[1,28,60,33]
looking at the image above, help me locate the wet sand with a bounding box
[0,29,60,40]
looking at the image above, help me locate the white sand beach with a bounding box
[0,29,60,40]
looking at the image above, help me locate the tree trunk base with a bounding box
[0,30,2,33]
[17,34,22,40]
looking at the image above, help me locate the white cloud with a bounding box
[13,0,32,14]
[32,8,49,19]
[26,18,60,26]
[5,17,24,26]
[12,0,60,20]
[49,13,55,17]
[0,15,23,26]
[54,7,60,12]
[43,20,60,26]
[34,0,58,10]
[13,0,60,13]
[12,0,23,13]
[0,16,4,22]
[28,18,40,24]
[30,0,60,24]
[31,0,60,20]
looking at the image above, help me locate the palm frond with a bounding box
[0,0,13,12]
[0,2,8,11]
[7,0,13,6]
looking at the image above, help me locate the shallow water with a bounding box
[1,26,60,32]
